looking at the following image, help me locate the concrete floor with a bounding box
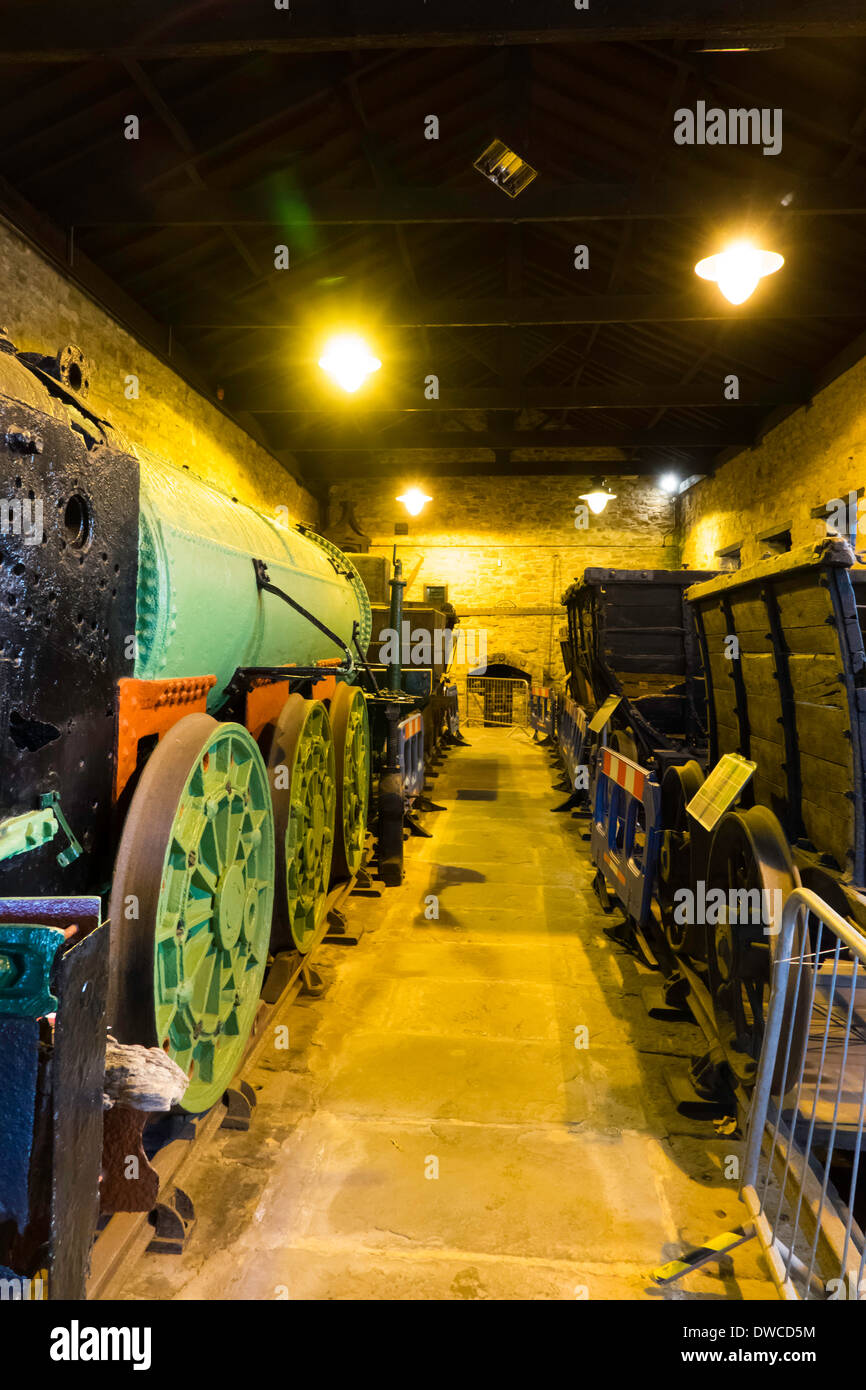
[118,726,775,1301]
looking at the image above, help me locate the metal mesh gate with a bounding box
[465,676,530,727]
[742,886,866,1300]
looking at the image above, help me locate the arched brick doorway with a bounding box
[467,652,532,727]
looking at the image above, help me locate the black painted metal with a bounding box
[561,567,715,765]
[0,378,139,899]
[760,582,805,846]
[826,569,866,886]
[376,701,406,886]
[692,606,719,768]
[0,898,102,1295]
[679,587,707,751]
[0,1016,40,1234]
[49,923,109,1300]
[719,595,751,763]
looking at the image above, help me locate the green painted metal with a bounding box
[266,696,336,954]
[0,925,65,1017]
[39,792,83,866]
[0,807,58,863]
[134,452,372,706]
[331,683,371,880]
[284,700,335,952]
[0,794,83,867]
[149,721,274,1111]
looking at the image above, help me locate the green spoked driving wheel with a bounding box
[330,682,370,881]
[263,695,336,954]
[108,714,275,1113]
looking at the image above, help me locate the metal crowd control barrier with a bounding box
[742,886,866,1300]
[442,682,460,737]
[529,686,554,739]
[557,695,587,791]
[397,710,425,802]
[465,676,529,728]
[590,747,662,926]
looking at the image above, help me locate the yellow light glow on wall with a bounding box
[694,240,784,305]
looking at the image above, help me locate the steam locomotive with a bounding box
[0,332,387,1115]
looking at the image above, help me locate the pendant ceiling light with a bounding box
[694,239,784,306]
[579,480,617,515]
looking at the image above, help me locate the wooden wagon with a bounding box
[561,566,715,766]
[687,537,866,933]
[575,541,866,1092]
[640,537,866,1088]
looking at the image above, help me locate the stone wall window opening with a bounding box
[715,541,743,572]
[757,523,792,557]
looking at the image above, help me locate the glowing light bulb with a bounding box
[694,240,784,306]
[397,487,432,517]
[318,334,382,392]
[659,472,680,494]
[579,486,616,515]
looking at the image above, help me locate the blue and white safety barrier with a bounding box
[529,686,555,739]
[557,695,588,792]
[397,710,425,803]
[590,746,662,925]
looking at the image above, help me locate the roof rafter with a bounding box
[4,2,866,61]
[61,179,866,227]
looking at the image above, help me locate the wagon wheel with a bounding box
[705,806,809,1089]
[329,682,371,882]
[108,715,275,1113]
[262,695,336,954]
[658,760,705,958]
[798,865,859,966]
[610,727,639,762]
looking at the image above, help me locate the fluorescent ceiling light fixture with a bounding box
[659,472,680,494]
[694,240,784,306]
[397,487,432,517]
[474,139,538,198]
[579,483,616,516]
[318,334,382,392]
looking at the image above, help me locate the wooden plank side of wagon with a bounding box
[788,650,856,872]
[826,569,866,884]
[689,541,864,881]
[775,574,856,874]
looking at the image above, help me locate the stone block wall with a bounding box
[328,473,679,697]
[0,219,317,523]
[681,353,866,570]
